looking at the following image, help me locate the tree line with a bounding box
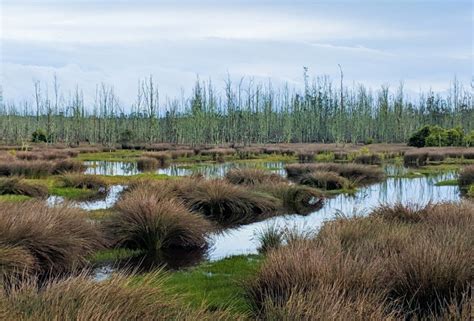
[0,72,472,146]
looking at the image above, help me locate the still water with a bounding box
[84,160,287,177]
[57,161,461,266]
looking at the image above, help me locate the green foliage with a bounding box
[464,130,474,147]
[408,125,432,147]
[409,125,466,147]
[31,128,48,143]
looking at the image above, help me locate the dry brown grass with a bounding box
[136,156,159,171]
[0,177,48,198]
[58,174,107,190]
[298,171,351,190]
[225,168,286,186]
[257,183,324,215]
[0,202,104,281]
[286,163,384,184]
[106,189,213,252]
[353,153,382,165]
[1,272,239,321]
[143,151,171,167]
[246,202,473,320]
[458,165,474,192]
[177,179,281,227]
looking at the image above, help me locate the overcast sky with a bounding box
[1,0,472,106]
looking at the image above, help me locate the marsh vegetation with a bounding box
[0,142,473,320]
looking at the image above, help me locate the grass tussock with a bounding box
[258,183,324,215]
[0,160,52,178]
[143,152,170,167]
[105,189,213,252]
[403,151,428,167]
[246,202,473,320]
[1,272,238,321]
[458,165,474,192]
[58,174,108,191]
[0,177,48,197]
[225,168,286,186]
[178,179,281,227]
[0,202,103,282]
[137,156,159,171]
[353,153,381,165]
[298,171,351,190]
[285,162,384,185]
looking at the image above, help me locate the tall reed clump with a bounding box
[52,159,85,174]
[1,272,238,320]
[246,202,473,320]
[177,179,281,227]
[298,171,351,190]
[285,163,384,185]
[458,165,474,193]
[225,168,286,186]
[0,177,48,197]
[0,202,103,283]
[104,188,213,254]
[136,156,159,171]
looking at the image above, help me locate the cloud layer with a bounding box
[1,0,472,106]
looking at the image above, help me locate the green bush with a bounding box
[409,125,466,147]
[408,125,432,147]
[31,129,48,143]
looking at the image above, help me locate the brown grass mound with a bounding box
[0,202,103,280]
[137,157,159,171]
[0,177,48,197]
[178,179,281,227]
[1,272,238,320]
[257,183,324,215]
[106,190,213,252]
[354,153,382,165]
[246,202,473,320]
[458,165,474,191]
[286,163,384,184]
[58,174,107,191]
[143,151,170,167]
[225,168,286,186]
[298,171,350,190]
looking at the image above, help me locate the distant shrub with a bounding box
[31,129,48,143]
[408,125,466,147]
[408,125,432,147]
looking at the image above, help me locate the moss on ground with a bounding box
[162,255,262,314]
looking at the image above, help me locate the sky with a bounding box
[1,0,473,107]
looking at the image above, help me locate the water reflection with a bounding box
[47,185,125,211]
[208,171,460,260]
[84,160,287,178]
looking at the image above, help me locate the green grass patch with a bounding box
[0,194,32,202]
[90,248,144,265]
[76,150,143,162]
[435,179,458,186]
[49,186,97,200]
[163,254,262,314]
